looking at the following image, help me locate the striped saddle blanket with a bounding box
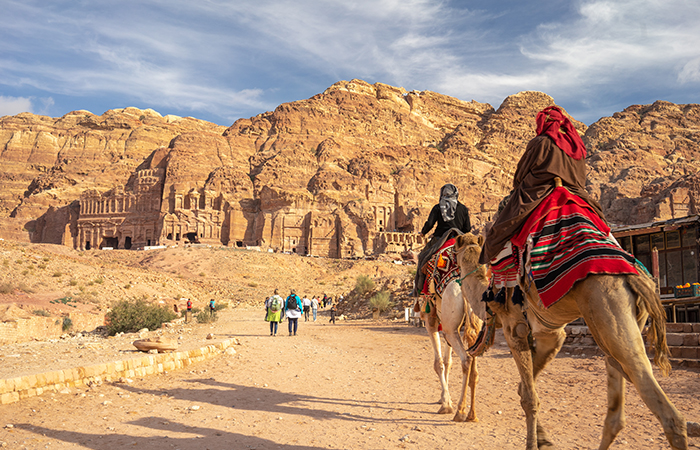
[494,186,638,308]
[421,238,461,297]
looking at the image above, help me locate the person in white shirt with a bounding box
[311,296,319,321]
[302,295,312,321]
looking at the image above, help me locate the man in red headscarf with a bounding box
[479,106,606,264]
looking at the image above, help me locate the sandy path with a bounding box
[0,306,698,450]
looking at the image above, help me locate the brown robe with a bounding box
[479,135,605,264]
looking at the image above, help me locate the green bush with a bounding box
[33,309,51,317]
[62,317,73,332]
[369,290,394,313]
[105,298,177,336]
[354,275,375,295]
[0,283,14,294]
[196,310,217,323]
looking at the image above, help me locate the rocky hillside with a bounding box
[1,80,699,254]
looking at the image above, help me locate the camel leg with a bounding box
[580,280,688,450]
[529,327,565,449]
[443,326,478,422]
[425,314,454,414]
[598,357,626,450]
[490,300,541,450]
[439,282,479,422]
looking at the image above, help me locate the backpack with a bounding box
[270,296,282,312]
[286,295,299,311]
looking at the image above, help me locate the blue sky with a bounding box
[1,0,699,126]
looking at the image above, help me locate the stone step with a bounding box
[666,323,700,333]
[561,345,700,369]
[669,345,700,360]
[666,332,700,347]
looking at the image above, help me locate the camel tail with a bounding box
[628,275,672,377]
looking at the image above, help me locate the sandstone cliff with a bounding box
[1,80,699,257]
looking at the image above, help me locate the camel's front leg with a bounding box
[425,314,454,414]
[443,327,478,422]
[490,300,541,450]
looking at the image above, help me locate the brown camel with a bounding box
[421,235,488,421]
[453,233,688,450]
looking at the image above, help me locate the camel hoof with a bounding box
[437,405,454,415]
[537,424,556,449]
[453,412,478,423]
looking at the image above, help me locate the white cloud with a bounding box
[0,96,32,117]
[678,57,700,83]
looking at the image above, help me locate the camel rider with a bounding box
[413,183,471,296]
[479,106,606,265]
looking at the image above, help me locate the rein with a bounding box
[456,264,484,286]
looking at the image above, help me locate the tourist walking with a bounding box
[329,304,337,324]
[185,298,193,323]
[302,295,311,321]
[285,289,302,336]
[311,295,319,321]
[265,290,284,336]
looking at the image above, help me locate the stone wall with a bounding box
[0,312,105,345]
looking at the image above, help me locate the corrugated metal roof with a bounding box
[611,214,700,233]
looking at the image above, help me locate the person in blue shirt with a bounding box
[284,289,303,336]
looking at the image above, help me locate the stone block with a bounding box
[666,333,685,346]
[693,323,700,333]
[666,323,685,332]
[683,333,700,347]
[26,375,37,389]
[15,376,29,391]
[680,346,699,359]
[1,392,20,405]
[670,347,683,358]
[35,373,47,387]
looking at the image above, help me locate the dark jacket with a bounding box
[421,202,471,239]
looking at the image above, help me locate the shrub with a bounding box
[214,301,228,312]
[354,275,375,295]
[105,298,177,336]
[62,317,73,332]
[0,283,13,294]
[33,309,51,317]
[17,282,34,293]
[369,290,394,313]
[196,309,218,323]
[52,271,63,278]
[94,277,104,284]
[69,279,78,286]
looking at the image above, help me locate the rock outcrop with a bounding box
[1,80,699,257]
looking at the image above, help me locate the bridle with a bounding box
[455,242,486,286]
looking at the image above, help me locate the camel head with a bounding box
[454,233,490,319]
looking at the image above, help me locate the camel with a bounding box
[453,233,688,450]
[420,233,490,422]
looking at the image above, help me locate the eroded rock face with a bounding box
[1,82,699,256]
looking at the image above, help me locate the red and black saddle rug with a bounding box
[507,186,638,308]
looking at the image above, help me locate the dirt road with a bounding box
[0,306,698,450]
